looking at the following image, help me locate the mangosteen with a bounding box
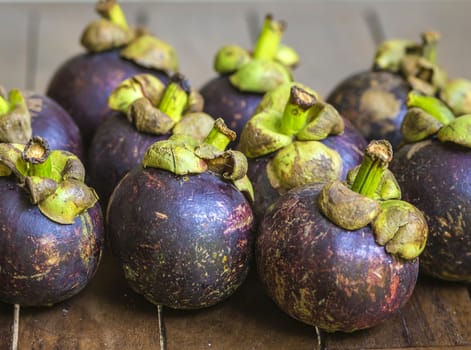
[326,31,447,149]
[390,92,471,282]
[47,0,177,149]
[0,137,104,306]
[257,140,428,332]
[88,72,214,207]
[107,119,254,309]
[238,82,367,219]
[0,87,83,159]
[200,14,298,146]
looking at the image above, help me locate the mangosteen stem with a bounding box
[158,73,190,123]
[421,31,440,64]
[11,304,19,350]
[253,14,285,61]
[350,140,393,198]
[96,0,129,30]
[407,91,455,125]
[157,304,166,350]
[21,137,52,179]
[203,118,236,151]
[280,86,317,136]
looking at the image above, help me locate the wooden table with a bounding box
[0,1,470,349]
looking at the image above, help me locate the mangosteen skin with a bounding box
[326,71,410,149]
[247,119,367,219]
[107,167,254,309]
[27,93,84,160]
[200,75,262,147]
[87,111,168,207]
[0,176,104,306]
[47,49,169,149]
[391,140,471,282]
[257,183,419,332]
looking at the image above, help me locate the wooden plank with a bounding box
[0,5,30,90]
[372,0,471,80]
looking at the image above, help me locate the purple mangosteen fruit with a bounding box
[1,87,83,159]
[326,31,446,149]
[88,73,213,207]
[238,82,367,219]
[47,0,177,149]
[0,137,103,306]
[257,140,428,332]
[200,14,298,146]
[390,92,471,282]
[107,119,254,309]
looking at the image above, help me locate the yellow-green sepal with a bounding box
[371,199,428,260]
[275,44,299,68]
[229,59,292,93]
[296,102,344,141]
[38,179,99,225]
[439,78,471,116]
[214,45,251,74]
[81,19,134,53]
[0,89,32,144]
[437,114,471,148]
[121,34,179,74]
[238,110,292,158]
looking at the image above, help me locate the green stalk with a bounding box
[279,86,317,136]
[203,118,236,151]
[158,73,190,124]
[96,0,129,30]
[253,14,285,61]
[350,140,393,198]
[21,137,52,179]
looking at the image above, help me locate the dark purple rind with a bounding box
[200,75,262,147]
[87,111,168,207]
[0,176,104,306]
[326,70,410,149]
[257,183,419,332]
[247,119,367,220]
[107,167,254,309]
[28,94,84,160]
[46,49,169,150]
[391,140,471,282]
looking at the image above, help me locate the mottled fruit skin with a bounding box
[26,93,84,160]
[257,183,419,332]
[247,119,367,219]
[47,49,168,149]
[200,75,262,147]
[391,140,471,282]
[107,167,254,309]
[0,176,104,306]
[87,112,168,207]
[327,71,410,149]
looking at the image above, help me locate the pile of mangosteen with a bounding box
[0,0,469,345]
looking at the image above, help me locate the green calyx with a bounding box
[120,34,179,74]
[0,88,32,144]
[371,200,428,260]
[238,82,338,158]
[143,118,254,201]
[402,91,471,148]
[80,1,179,73]
[373,31,446,95]
[81,0,134,52]
[109,73,210,137]
[238,82,345,192]
[267,141,342,193]
[213,14,297,93]
[0,137,98,224]
[439,78,471,116]
[318,140,427,260]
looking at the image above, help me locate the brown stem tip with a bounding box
[365,139,393,165]
[213,118,236,141]
[21,136,50,164]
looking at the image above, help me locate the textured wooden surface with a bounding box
[0,2,470,349]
